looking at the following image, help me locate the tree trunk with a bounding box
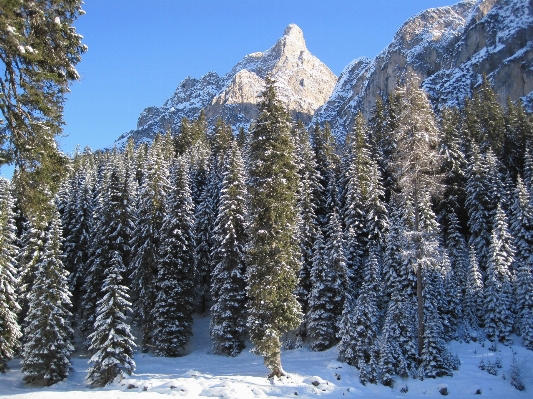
[417,262,424,358]
[414,185,424,359]
[265,351,285,378]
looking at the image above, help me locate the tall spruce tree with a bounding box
[307,211,348,351]
[130,137,169,350]
[510,177,533,349]
[152,159,196,356]
[87,251,136,386]
[79,158,110,335]
[293,121,320,327]
[62,162,93,312]
[484,204,515,347]
[338,249,381,385]
[445,212,469,300]
[390,74,443,357]
[504,98,533,176]
[379,291,418,386]
[210,144,248,357]
[0,178,21,372]
[464,74,506,155]
[246,76,302,377]
[311,122,339,232]
[81,157,133,343]
[341,113,388,297]
[195,161,221,313]
[21,210,73,385]
[1,0,86,223]
[463,246,484,336]
[438,107,468,234]
[466,146,504,272]
[523,145,533,196]
[16,218,45,327]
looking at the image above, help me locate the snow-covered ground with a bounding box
[1,315,532,398]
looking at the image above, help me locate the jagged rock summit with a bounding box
[116,24,337,145]
[312,0,533,140]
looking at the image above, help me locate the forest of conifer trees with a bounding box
[0,74,532,388]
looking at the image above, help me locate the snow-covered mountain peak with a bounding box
[273,23,307,56]
[116,24,336,145]
[284,23,304,39]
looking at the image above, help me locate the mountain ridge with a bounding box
[116,0,533,145]
[312,0,533,139]
[116,24,337,145]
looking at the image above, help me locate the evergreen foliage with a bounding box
[464,74,506,155]
[0,0,86,223]
[0,178,21,372]
[308,210,348,351]
[438,107,468,234]
[338,249,381,385]
[195,161,221,313]
[152,159,196,356]
[510,176,533,348]
[245,76,302,377]
[379,292,418,386]
[16,218,45,326]
[341,113,388,297]
[463,246,484,336]
[293,121,320,323]
[466,146,504,272]
[21,210,73,386]
[484,204,515,346]
[87,251,136,386]
[210,144,248,357]
[130,138,169,349]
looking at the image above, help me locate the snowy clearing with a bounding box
[1,315,532,398]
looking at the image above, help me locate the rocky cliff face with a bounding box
[116,24,337,145]
[313,0,533,140]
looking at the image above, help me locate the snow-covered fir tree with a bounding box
[130,136,169,349]
[195,161,221,313]
[484,204,515,347]
[445,212,468,300]
[152,159,196,357]
[510,176,533,349]
[464,74,506,156]
[503,98,533,177]
[410,193,458,377]
[389,74,443,358]
[0,178,21,372]
[307,211,347,351]
[338,248,381,385]
[382,198,416,304]
[419,234,459,378]
[379,291,418,386]
[21,210,74,385]
[245,76,302,377]
[341,113,389,302]
[79,156,110,334]
[16,218,45,327]
[210,143,248,357]
[62,160,94,312]
[292,121,320,328]
[466,147,505,272]
[81,157,134,343]
[463,246,484,336]
[438,107,468,233]
[311,122,339,232]
[523,145,533,196]
[87,251,136,386]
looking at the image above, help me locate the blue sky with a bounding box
[59,0,458,155]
